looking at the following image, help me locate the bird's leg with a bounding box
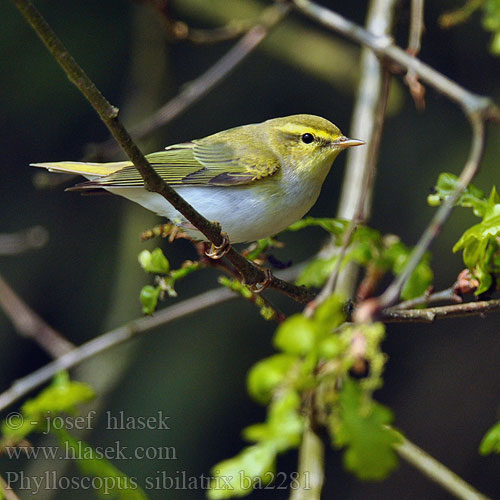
[247,268,273,293]
[205,232,231,260]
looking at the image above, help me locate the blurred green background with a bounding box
[1,0,500,498]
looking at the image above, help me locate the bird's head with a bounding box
[265,114,364,180]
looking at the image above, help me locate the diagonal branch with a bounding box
[12,0,312,303]
[382,297,500,323]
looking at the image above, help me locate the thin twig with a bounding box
[396,436,493,500]
[390,286,461,310]
[382,297,500,323]
[0,226,48,256]
[405,0,426,109]
[0,274,75,357]
[13,0,311,303]
[91,3,290,159]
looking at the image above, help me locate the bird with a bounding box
[32,114,364,244]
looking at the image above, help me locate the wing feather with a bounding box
[71,138,280,190]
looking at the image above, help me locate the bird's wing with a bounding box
[74,141,281,190]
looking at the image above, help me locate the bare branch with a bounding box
[405,0,426,109]
[0,274,75,357]
[315,0,397,306]
[390,286,462,310]
[382,297,500,323]
[141,0,253,44]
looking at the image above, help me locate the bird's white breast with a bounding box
[104,173,323,243]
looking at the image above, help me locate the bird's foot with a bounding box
[205,233,231,260]
[248,268,273,293]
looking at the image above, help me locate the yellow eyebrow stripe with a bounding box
[276,124,339,142]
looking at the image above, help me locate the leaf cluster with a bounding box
[208,296,400,498]
[428,173,500,294]
[291,218,433,301]
[138,248,202,314]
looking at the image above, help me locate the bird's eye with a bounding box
[301,133,314,144]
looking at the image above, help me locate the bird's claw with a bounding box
[248,268,273,293]
[205,233,231,260]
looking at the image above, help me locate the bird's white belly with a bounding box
[105,182,320,243]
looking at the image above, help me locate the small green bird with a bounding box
[32,114,363,243]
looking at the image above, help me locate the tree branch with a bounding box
[390,286,462,310]
[12,0,312,303]
[404,0,426,109]
[382,297,500,323]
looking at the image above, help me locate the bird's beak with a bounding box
[333,136,365,149]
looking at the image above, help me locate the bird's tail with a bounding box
[30,161,131,178]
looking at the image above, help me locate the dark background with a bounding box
[1,0,500,498]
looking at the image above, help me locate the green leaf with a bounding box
[331,379,400,480]
[483,0,500,54]
[454,215,500,253]
[314,294,346,331]
[401,258,434,300]
[247,354,298,405]
[243,390,303,451]
[2,373,95,442]
[287,217,347,235]
[296,256,337,287]
[208,442,277,499]
[428,172,487,216]
[140,285,161,315]
[22,373,95,417]
[317,335,345,359]
[479,421,500,455]
[138,248,170,274]
[273,314,319,356]
[55,428,149,500]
